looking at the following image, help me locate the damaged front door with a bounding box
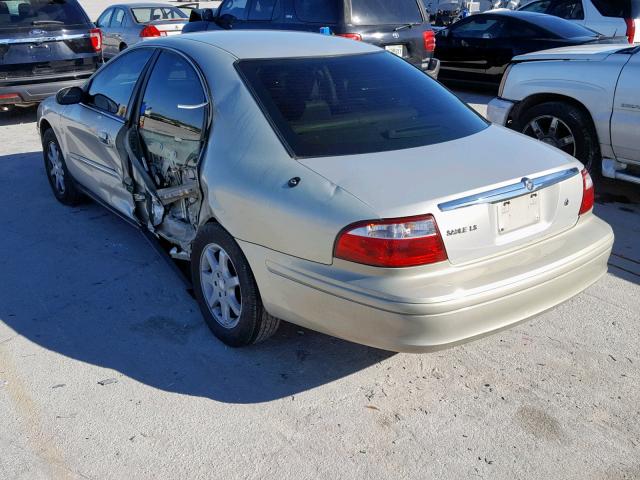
[129,50,209,254]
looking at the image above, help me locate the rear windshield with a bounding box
[530,13,598,38]
[0,0,88,29]
[237,52,487,158]
[351,0,423,25]
[131,7,187,23]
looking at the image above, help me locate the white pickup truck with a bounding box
[488,44,640,185]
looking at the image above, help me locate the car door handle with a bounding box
[97,131,111,146]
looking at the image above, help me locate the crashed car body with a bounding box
[38,31,613,352]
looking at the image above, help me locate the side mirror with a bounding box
[202,8,216,22]
[56,86,84,105]
[436,28,449,38]
[216,13,236,29]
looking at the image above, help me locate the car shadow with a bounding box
[0,151,393,404]
[0,106,38,127]
[594,177,640,286]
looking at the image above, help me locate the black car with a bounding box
[183,0,440,78]
[0,0,102,112]
[435,10,624,85]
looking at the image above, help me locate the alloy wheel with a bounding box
[522,115,577,157]
[199,243,242,329]
[47,141,65,194]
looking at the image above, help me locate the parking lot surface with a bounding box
[1,3,639,477]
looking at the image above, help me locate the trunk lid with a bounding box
[300,126,585,265]
[151,19,187,36]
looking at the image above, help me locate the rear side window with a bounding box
[87,48,154,118]
[519,1,551,12]
[237,52,487,158]
[293,0,340,23]
[591,0,630,17]
[351,0,422,25]
[218,0,249,20]
[531,13,598,37]
[0,0,88,29]
[548,0,584,20]
[111,8,125,28]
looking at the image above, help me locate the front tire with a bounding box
[191,223,280,347]
[42,128,83,205]
[514,101,600,175]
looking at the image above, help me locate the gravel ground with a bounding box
[1,3,639,477]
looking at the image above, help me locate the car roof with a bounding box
[177,30,380,60]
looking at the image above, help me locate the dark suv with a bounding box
[0,0,102,111]
[183,0,440,78]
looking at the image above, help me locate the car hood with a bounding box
[298,125,580,218]
[513,43,633,62]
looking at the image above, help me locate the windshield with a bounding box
[351,0,423,25]
[237,52,487,158]
[0,0,88,29]
[131,7,187,23]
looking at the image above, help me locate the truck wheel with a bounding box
[191,223,280,347]
[515,101,600,175]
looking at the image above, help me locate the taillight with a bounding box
[337,33,362,41]
[140,25,166,38]
[89,28,102,52]
[423,30,436,53]
[579,169,594,215]
[334,214,448,268]
[625,18,636,44]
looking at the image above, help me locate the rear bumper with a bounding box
[0,76,90,105]
[240,214,613,352]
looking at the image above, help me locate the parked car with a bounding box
[37,31,613,352]
[96,3,189,60]
[519,0,640,43]
[0,0,102,112]
[183,0,440,78]
[435,10,624,85]
[488,44,640,184]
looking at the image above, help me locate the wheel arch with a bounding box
[510,93,599,144]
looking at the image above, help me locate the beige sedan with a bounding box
[37,31,613,351]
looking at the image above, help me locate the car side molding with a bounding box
[438,167,580,211]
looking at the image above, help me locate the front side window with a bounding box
[548,0,584,20]
[293,0,339,23]
[96,8,113,28]
[248,0,277,20]
[0,0,88,30]
[519,1,552,12]
[237,52,487,158]
[218,0,249,20]
[139,51,207,170]
[451,17,504,38]
[351,0,422,25]
[87,48,154,117]
[532,13,597,37]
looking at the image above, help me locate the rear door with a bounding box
[61,48,155,219]
[611,51,640,164]
[0,0,99,95]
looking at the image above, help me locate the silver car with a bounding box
[96,2,188,60]
[37,31,613,352]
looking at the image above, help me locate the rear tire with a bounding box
[514,101,600,175]
[191,223,280,347]
[42,128,83,206]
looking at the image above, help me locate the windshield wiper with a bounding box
[394,23,415,32]
[32,20,65,25]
